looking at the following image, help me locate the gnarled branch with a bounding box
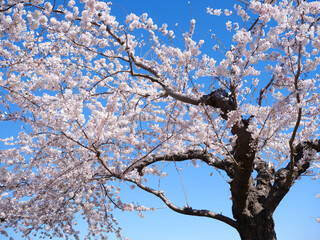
[265,139,320,213]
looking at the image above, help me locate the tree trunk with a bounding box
[237,211,277,240]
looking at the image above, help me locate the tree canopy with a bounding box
[0,0,320,239]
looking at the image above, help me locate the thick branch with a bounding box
[122,149,226,176]
[265,139,320,213]
[129,72,200,105]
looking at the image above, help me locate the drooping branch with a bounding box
[0,3,19,12]
[123,177,238,229]
[265,139,320,213]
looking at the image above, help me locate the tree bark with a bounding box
[237,211,277,240]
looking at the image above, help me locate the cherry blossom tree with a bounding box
[0,0,320,239]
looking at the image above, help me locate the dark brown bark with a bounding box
[233,140,320,240]
[237,210,276,240]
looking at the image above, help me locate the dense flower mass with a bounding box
[0,0,320,239]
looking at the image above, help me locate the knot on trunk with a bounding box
[201,89,236,119]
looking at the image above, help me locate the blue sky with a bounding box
[2,0,320,239]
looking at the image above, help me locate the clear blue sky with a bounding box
[2,0,320,239]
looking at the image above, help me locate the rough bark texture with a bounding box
[237,211,276,240]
